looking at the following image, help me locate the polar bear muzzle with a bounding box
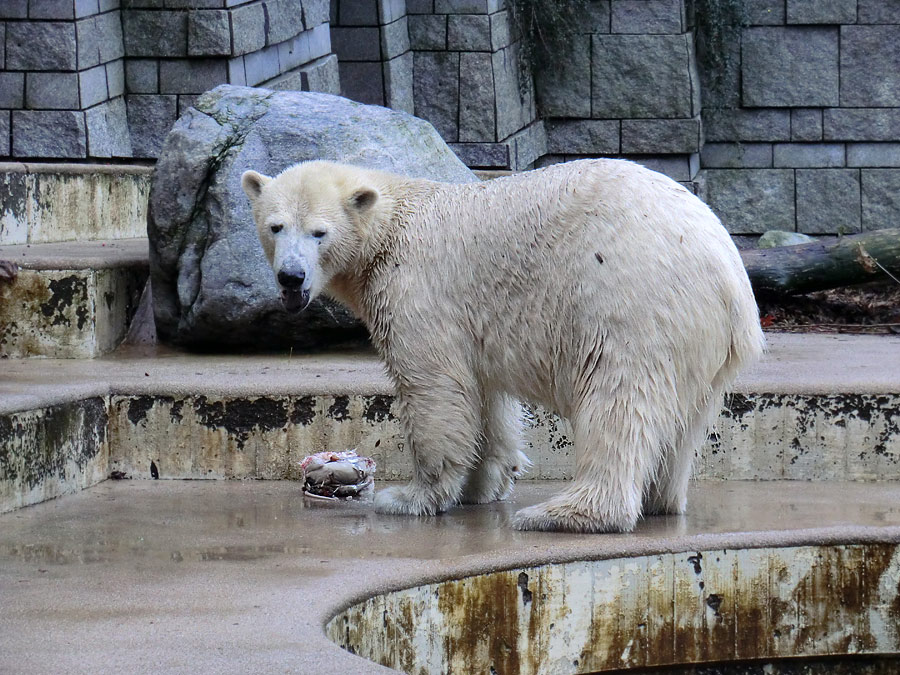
[276,257,311,312]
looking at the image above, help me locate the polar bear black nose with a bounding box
[277,267,305,289]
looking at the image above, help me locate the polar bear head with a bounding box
[241,161,380,312]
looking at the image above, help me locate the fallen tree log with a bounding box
[740,228,900,297]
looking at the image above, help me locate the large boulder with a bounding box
[148,84,476,350]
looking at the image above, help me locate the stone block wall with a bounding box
[1,1,129,159]
[535,0,702,183]
[697,1,900,234]
[405,0,542,170]
[0,0,340,160]
[330,0,413,112]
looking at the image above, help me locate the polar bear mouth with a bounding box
[281,288,311,313]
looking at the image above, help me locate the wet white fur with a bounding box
[242,159,765,533]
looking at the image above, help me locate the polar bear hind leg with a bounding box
[460,392,531,504]
[512,369,666,533]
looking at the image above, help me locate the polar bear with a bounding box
[241,159,764,533]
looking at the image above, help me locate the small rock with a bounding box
[757,230,816,248]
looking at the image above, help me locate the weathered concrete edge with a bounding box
[0,162,154,176]
[314,529,900,675]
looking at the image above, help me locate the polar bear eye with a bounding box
[312,229,327,239]
[270,224,283,234]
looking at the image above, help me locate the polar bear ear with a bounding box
[349,187,379,212]
[241,170,271,202]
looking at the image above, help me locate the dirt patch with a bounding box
[758,282,900,334]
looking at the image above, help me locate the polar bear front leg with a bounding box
[512,383,660,533]
[460,392,530,504]
[374,375,482,516]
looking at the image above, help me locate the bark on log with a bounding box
[740,228,900,297]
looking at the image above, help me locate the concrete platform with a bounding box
[1,479,899,675]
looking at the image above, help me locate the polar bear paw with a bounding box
[374,484,443,516]
[460,450,532,504]
[512,499,637,534]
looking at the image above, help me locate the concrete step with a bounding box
[0,162,151,245]
[0,479,898,674]
[0,239,148,358]
[1,333,899,513]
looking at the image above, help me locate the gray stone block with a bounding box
[96,9,124,62]
[840,26,900,107]
[76,16,102,68]
[796,169,860,234]
[301,53,340,94]
[787,0,856,24]
[745,0,784,24]
[586,0,611,32]
[861,169,900,231]
[773,143,845,168]
[449,142,509,168]
[535,35,591,118]
[12,110,87,158]
[824,109,900,142]
[434,0,499,13]
[381,15,410,59]
[847,143,900,168]
[303,0,330,28]
[546,119,619,154]
[791,108,822,142]
[379,0,405,24]
[493,43,534,140]
[611,0,683,34]
[278,31,311,72]
[26,72,80,110]
[166,0,221,7]
[383,51,413,113]
[0,0,27,18]
[7,21,77,70]
[227,57,246,85]
[447,14,490,50]
[624,154,697,181]
[106,59,125,97]
[406,0,433,13]
[177,94,198,116]
[29,0,75,19]
[592,34,695,118]
[339,0,377,24]
[243,44,281,85]
[414,50,458,140]
[123,10,188,57]
[126,94,176,158]
[331,26,381,60]
[700,143,773,168]
[858,0,900,23]
[459,51,495,143]
[126,59,158,93]
[742,27,838,107]
[86,96,132,157]
[0,112,9,156]
[490,9,514,49]
[0,24,5,70]
[702,169,795,233]
[188,9,231,56]
[704,108,791,142]
[339,60,384,105]
[80,64,109,108]
[409,14,446,50]
[306,22,331,60]
[74,0,99,14]
[99,0,119,9]
[232,1,266,55]
[621,117,701,154]
[510,121,547,170]
[0,72,25,109]
[160,58,228,94]
[266,0,305,45]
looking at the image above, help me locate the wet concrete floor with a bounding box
[2,480,900,674]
